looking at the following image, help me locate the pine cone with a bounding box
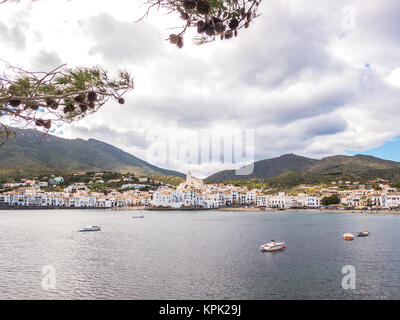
[197,0,210,15]
[169,34,180,44]
[212,16,222,24]
[79,104,88,112]
[229,18,239,30]
[205,25,215,36]
[183,0,196,10]
[181,12,189,20]
[35,119,45,127]
[215,22,226,33]
[73,95,85,103]
[45,98,58,110]
[8,100,21,107]
[43,120,51,129]
[177,36,184,48]
[64,104,75,113]
[197,20,205,28]
[87,91,97,102]
[225,31,233,39]
[197,20,206,33]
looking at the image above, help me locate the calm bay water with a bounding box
[0,209,399,299]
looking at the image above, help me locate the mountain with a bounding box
[205,153,400,184]
[205,154,317,182]
[0,128,184,179]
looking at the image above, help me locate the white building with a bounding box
[49,176,64,185]
[151,188,174,207]
[303,196,321,208]
[177,170,204,190]
[384,193,400,208]
[256,192,296,208]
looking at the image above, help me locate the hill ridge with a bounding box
[0,128,184,179]
[205,153,400,183]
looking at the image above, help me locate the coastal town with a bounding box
[1,170,400,211]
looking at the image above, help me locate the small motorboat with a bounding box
[260,240,286,252]
[343,233,354,240]
[132,215,144,219]
[357,231,370,237]
[79,225,101,232]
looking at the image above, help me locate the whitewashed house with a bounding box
[151,189,173,207]
[384,193,400,208]
[304,196,321,208]
[245,190,257,204]
[269,192,292,208]
[256,195,269,207]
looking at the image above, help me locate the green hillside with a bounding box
[0,128,184,180]
[205,153,400,185]
[205,154,317,182]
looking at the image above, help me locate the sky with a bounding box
[1,0,400,178]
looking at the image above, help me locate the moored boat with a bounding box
[343,233,354,240]
[132,214,144,219]
[260,240,286,252]
[357,231,370,237]
[79,225,101,232]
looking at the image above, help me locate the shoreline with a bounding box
[0,205,112,210]
[1,205,400,215]
[218,207,400,214]
[0,205,146,211]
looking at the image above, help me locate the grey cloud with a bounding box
[0,21,26,50]
[127,95,230,129]
[58,1,400,176]
[70,125,150,150]
[85,13,163,65]
[127,76,355,130]
[213,2,342,89]
[31,50,63,71]
[301,114,348,137]
[358,1,400,45]
[251,113,348,161]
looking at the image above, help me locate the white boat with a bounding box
[260,240,286,252]
[343,233,354,240]
[132,215,144,219]
[358,216,370,237]
[79,225,101,232]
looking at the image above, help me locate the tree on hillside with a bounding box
[321,194,341,206]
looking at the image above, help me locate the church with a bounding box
[177,170,204,190]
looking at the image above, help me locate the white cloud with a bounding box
[386,67,400,88]
[1,0,400,177]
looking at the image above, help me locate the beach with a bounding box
[218,207,400,214]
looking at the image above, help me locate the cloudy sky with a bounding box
[1,0,400,177]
